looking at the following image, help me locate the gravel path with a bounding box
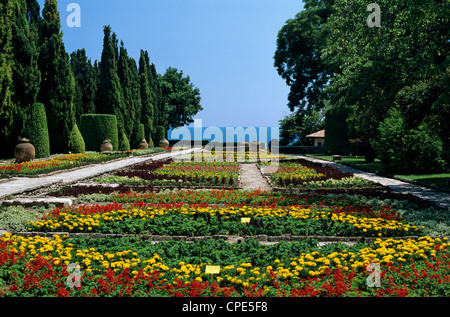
[294,155,450,210]
[240,163,271,191]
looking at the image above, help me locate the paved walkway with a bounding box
[294,155,450,211]
[0,148,198,200]
[240,163,271,191]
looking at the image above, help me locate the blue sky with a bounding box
[38,0,304,129]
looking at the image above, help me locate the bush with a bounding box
[79,114,119,152]
[374,108,445,174]
[324,107,349,155]
[24,103,50,158]
[0,206,44,232]
[68,123,85,153]
[119,132,130,151]
[134,124,145,149]
[154,126,166,145]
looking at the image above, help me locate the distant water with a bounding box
[168,126,280,146]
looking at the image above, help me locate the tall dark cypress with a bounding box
[70,49,96,124]
[118,42,136,139]
[38,0,75,154]
[138,50,154,143]
[0,0,14,157]
[96,25,124,138]
[11,0,41,133]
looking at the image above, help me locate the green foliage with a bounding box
[68,123,85,154]
[147,134,154,148]
[279,109,324,146]
[70,49,97,124]
[139,50,155,141]
[324,107,349,155]
[374,108,445,174]
[155,126,166,144]
[0,205,44,232]
[96,26,125,136]
[274,0,334,112]
[24,102,50,158]
[161,67,202,129]
[0,0,15,157]
[118,131,130,151]
[134,123,145,149]
[79,114,119,152]
[38,0,76,154]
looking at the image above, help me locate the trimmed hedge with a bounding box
[68,123,85,153]
[24,103,50,158]
[80,114,119,152]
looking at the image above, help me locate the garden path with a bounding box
[0,148,198,200]
[294,155,450,211]
[240,163,271,191]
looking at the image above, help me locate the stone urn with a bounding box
[159,138,169,148]
[239,141,250,152]
[14,138,35,164]
[139,139,149,150]
[251,141,261,152]
[100,139,113,152]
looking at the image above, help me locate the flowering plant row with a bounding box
[190,150,284,163]
[27,203,418,237]
[0,149,166,175]
[98,161,239,188]
[0,234,448,297]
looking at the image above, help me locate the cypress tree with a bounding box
[0,0,15,157]
[117,42,136,139]
[97,26,125,143]
[38,0,75,154]
[139,50,154,144]
[24,102,50,158]
[70,49,96,124]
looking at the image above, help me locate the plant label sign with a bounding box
[205,265,221,274]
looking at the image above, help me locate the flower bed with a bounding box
[190,150,283,163]
[96,161,239,188]
[262,159,378,189]
[0,234,448,297]
[26,197,419,237]
[0,148,166,176]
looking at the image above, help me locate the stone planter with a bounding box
[139,140,149,150]
[15,140,35,164]
[100,141,113,152]
[159,138,169,148]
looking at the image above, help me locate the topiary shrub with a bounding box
[148,133,154,148]
[79,114,119,152]
[68,123,85,153]
[119,131,130,151]
[134,124,145,149]
[154,126,166,145]
[24,102,50,158]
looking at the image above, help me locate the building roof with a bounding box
[306,129,325,138]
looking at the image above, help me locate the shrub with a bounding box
[119,131,130,151]
[68,123,85,153]
[79,114,119,152]
[154,126,166,145]
[134,124,145,149]
[374,108,445,174]
[0,206,44,232]
[24,103,50,158]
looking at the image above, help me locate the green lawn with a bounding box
[306,154,449,190]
